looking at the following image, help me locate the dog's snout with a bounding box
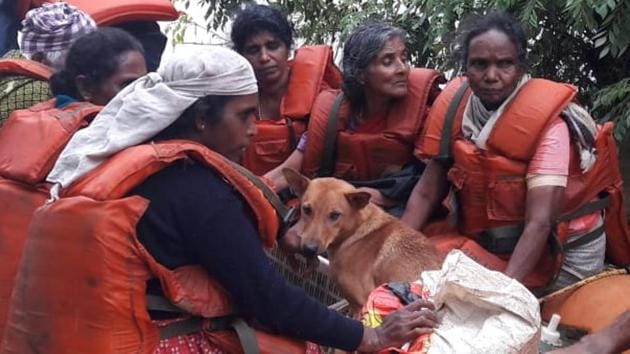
[302,243,319,257]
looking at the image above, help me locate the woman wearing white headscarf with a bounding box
[46,47,437,353]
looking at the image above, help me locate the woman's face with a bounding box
[362,36,410,101]
[240,31,290,88]
[465,29,524,110]
[199,93,258,162]
[87,50,147,105]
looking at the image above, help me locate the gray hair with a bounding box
[342,21,407,111]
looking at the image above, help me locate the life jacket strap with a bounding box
[479,195,610,255]
[437,81,470,161]
[317,93,344,177]
[149,294,262,354]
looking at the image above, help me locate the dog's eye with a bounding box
[328,211,341,221]
[302,205,312,216]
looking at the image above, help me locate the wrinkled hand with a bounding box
[358,299,438,352]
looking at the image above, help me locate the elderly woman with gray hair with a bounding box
[265,21,442,212]
[13,46,440,353]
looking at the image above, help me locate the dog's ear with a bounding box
[282,168,310,197]
[345,191,371,210]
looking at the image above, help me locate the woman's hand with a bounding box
[277,221,319,274]
[277,223,302,254]
[263,150,305,192]
[356,187,397,208]
[357,299,438,352]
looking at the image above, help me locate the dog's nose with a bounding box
[302,244,319,257]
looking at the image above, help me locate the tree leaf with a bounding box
[595,35,607,48]
[595,3,609,18]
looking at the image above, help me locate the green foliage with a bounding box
[593,77,630,140]
[184,0,630,141]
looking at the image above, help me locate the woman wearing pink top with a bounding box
[402,12,619,293]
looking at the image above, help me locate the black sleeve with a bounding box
[186,181,363,351]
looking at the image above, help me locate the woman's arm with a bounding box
[401,159,449,231]
[263,149,304,192]
[504,185,564,280]
[507,118,570,280]
[191,189,437,351]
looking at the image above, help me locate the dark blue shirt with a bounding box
[54,94,77,108]
[131,160,362,351]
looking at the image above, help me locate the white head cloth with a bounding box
[46,47,257,198]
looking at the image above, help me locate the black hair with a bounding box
[154,95,234,141]
[341,21,407,111]
[49,27,145,99]
[230,4,294,53]
[460,11,528,70]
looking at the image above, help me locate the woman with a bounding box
[231,4,342,175]
[0,2,97,123]
[402,12,628,292]
[0,26,147,342]
[49,27,147,106]
[265,21,442,210]
[13,47,438,353]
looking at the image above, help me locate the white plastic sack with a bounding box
[422,250,541,354]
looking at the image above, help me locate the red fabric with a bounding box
[156,336,224,354]
[154,318,323,354]
[361,283,432,353]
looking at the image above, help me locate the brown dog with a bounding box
[283,168,441,313]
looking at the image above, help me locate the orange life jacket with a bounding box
[0,58,52,81]
[241,45,342,175]
[18,0,179,25]
[416,78,630,288]
[1,141,308,354]
[300,68,443,180]
[0,99,101,343]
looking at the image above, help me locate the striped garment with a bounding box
[19,2,95,57]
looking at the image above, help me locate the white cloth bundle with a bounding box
[423,251,541,354]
